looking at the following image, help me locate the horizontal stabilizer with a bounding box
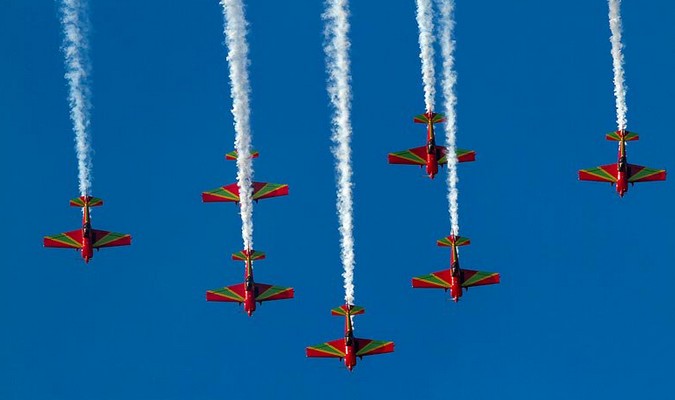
[437,235,471,247]
[232,249,266,261]
[70,196,103,207]
[606,130,639,141]
[331,304,365,316]
[413,112,446,124]
[225,150,259,160]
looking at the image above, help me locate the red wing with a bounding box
[387,146,427,166]
[202,182,289,203]
[461,269,500,288]
[437,147,477,164]
[628,164,667,183]
[412,269,452,289]
[306,339,346,358]
[253,283,294,302]
[355,338,395,357]
[251,182,289,201]
[92,230,131,248]
[206,283,246,303]
[44,229,83,249]
[578,164,618,183]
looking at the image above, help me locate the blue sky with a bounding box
[2,1,675,399]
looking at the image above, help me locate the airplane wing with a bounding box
[202,182,289,203]
[206,284,246,303]
[461,269,500,288]
[306,339,346,358]
[578,164,618,183]
[43,229,83,249]
[355,339,395,357]
[628,164,667,183]
[412,269,452,289]
[388,146,427,165]
[92,229,131,248]
[254,283,294,302]
[437,147,476,164]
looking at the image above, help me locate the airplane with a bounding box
[206,249,294,316]
[412,235,499,302]
[306,304,395,371]
[43,196,131,263]
[388,111,476,179]
[578,129,666,197]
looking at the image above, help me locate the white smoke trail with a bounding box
[608,0,628,131]
[415,0,436,112]
[221,0,255,250]
[61,0,93,196]
[437,0,459,236]
[324,0,355,306]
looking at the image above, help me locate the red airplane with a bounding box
[579,130,666,197]
[412,235,499,302]
[388,111,476,179]
[206,249,294,316]
[202,151,289,203]
[43,196,131,263]
[306,304,395,371]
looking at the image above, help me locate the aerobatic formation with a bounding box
[41,0,668,373]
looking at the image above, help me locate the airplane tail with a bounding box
[232,249,266,261]
[70,196,103,207]
[331,304,365,317]
[606,130,639,141]
[413,112,446,125]
[437,235,471,247]
[225,150,260,160]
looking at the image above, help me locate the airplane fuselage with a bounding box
[343,315,357,371]
[81,204,94,263]
[426,121,439,179]
[449,243,463,302]
[243,258,257,316]
[616,139,629,197]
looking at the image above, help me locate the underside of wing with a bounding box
[355,339,395,357]
[306,339,345,358]
[437,147,476,164]
[578,164,618,183]
[412,269,452,289]
[43,229,82,249]
[92,230,131,248]
[628,164,667,183]
[461,269,500,288]
[251,182,289,201]
[253,283,294,302]
[388,147,426,165]
[206,283,246,303]
[202,183,240,202]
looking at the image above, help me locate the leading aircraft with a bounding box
[412,235,499,302]
[43,196,132,263]
[306,304,394,371]
[578,129,666,197]
[206,249,294,316]
[388,111,476,179]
